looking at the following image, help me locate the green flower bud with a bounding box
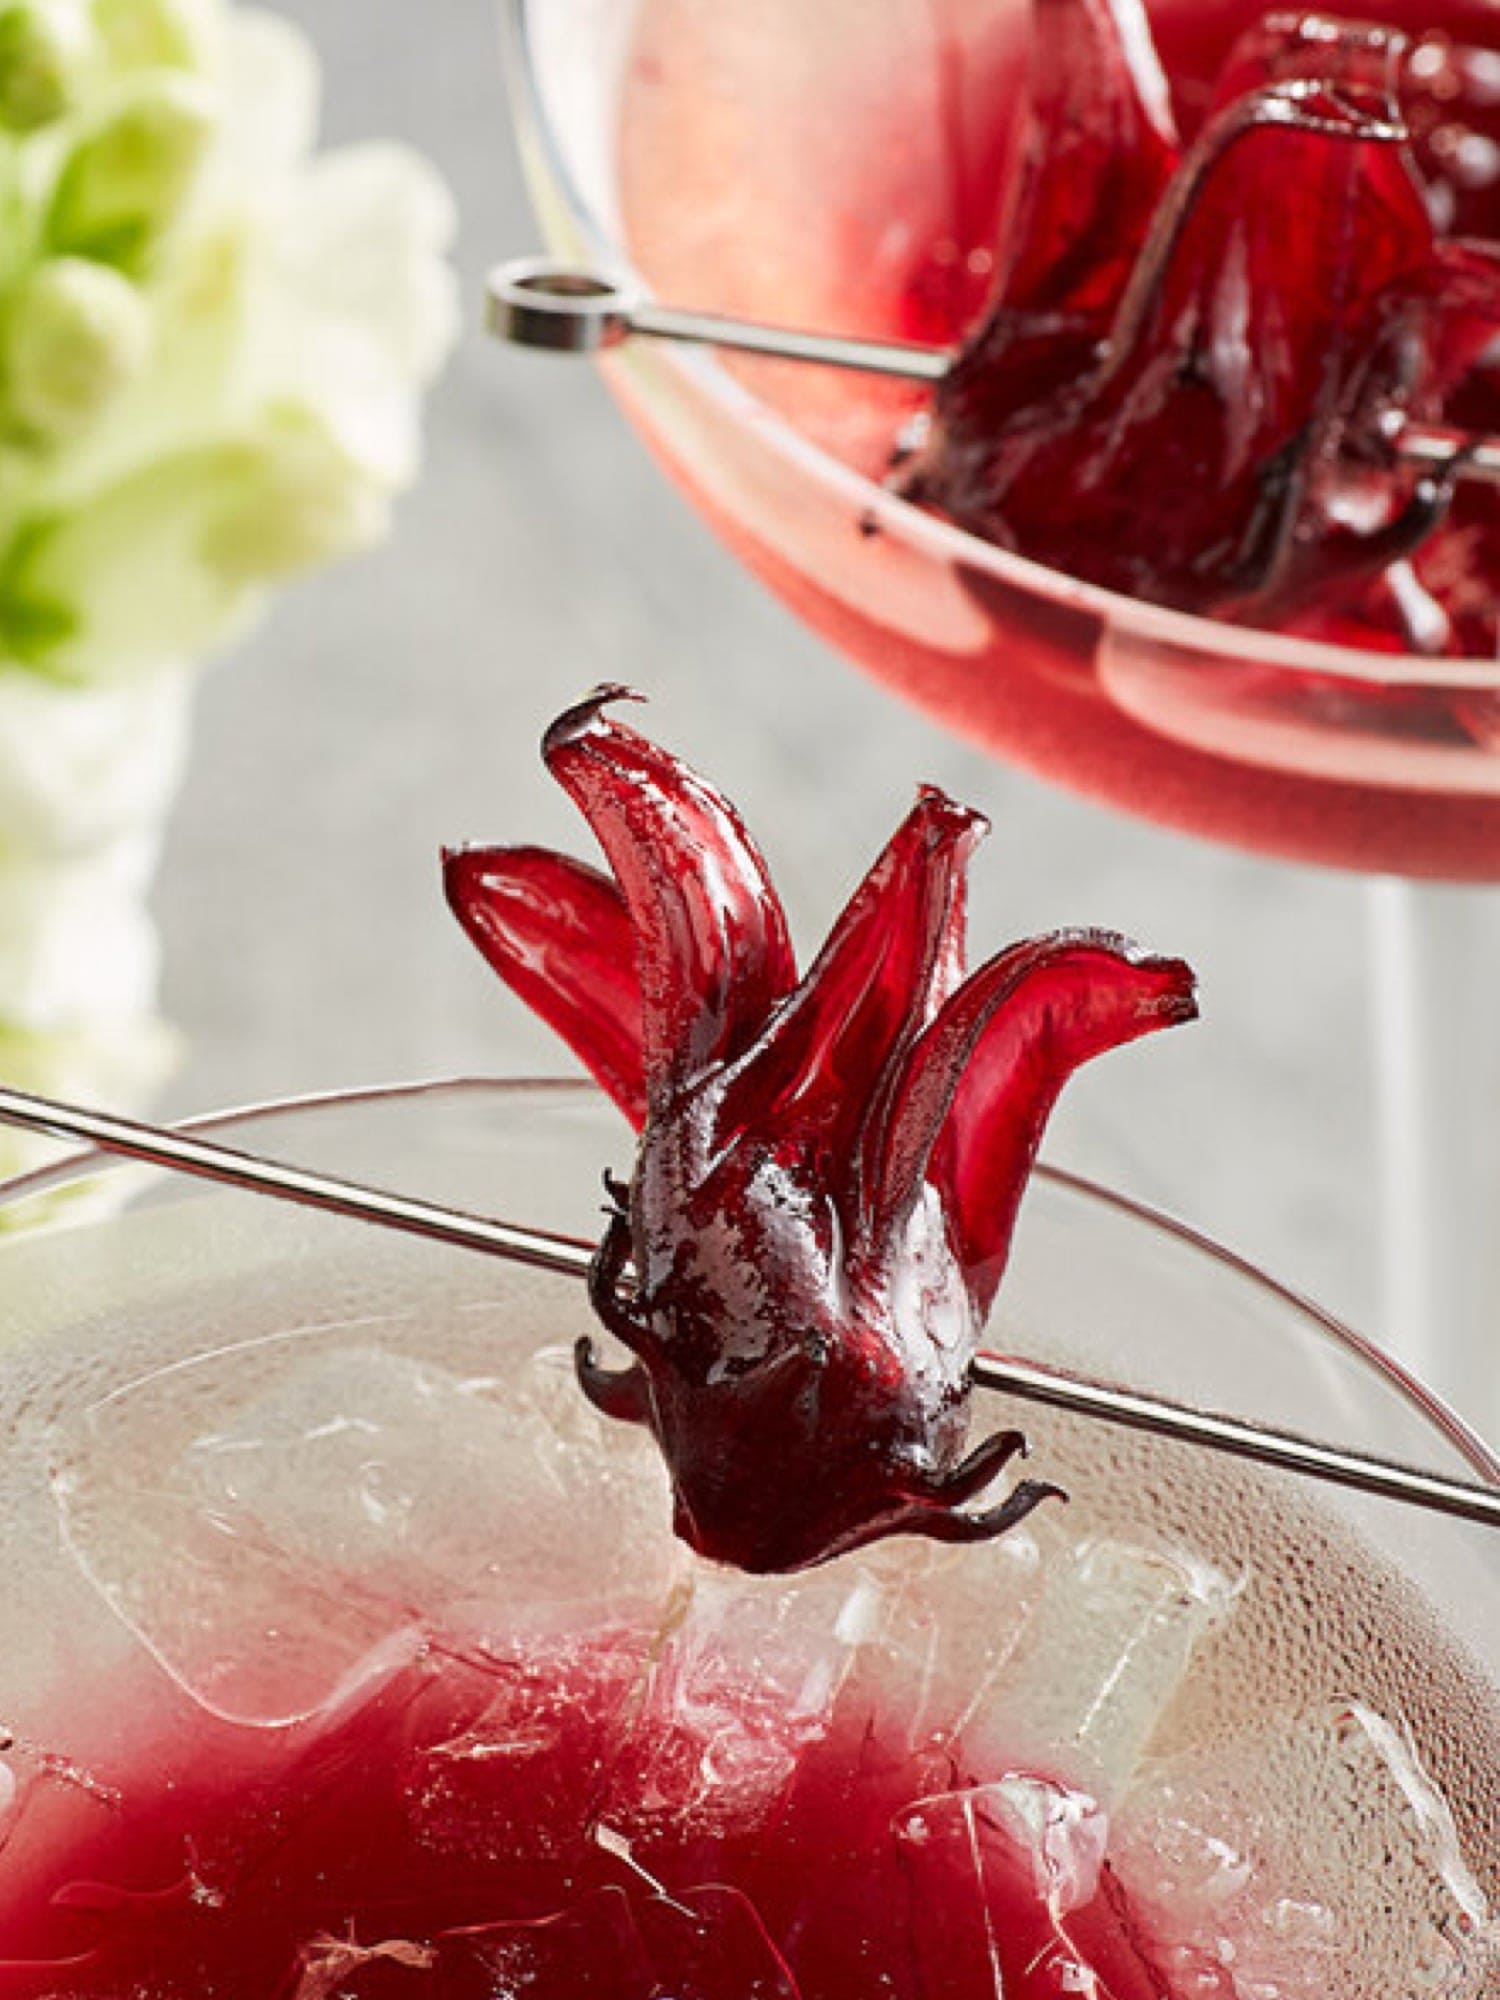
[92,0,216,73]
[2,257,149,438]
[0,401,388,681]
[0,0,94,131]
[47,72,216,273]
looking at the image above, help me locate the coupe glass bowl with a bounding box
[0,1080,1495,1992]
[505,0,1500,881]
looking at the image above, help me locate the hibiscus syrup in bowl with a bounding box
[0,1079,1494,1997]
[507,0,1500,880]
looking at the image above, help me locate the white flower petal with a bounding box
[0,832,162,1025]
[0,665,191,852]
[209,3,318,187]
[38,220,263,506]
[1,400,391,681]
[274,140,460,382]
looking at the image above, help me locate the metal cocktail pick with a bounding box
[485,256,1500,489]
[1,1081,1497,1534]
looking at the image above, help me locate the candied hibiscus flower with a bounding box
[900,4,1500,652]
[446,692,1196,1573]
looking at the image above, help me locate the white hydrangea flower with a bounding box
[0,0,456,1216]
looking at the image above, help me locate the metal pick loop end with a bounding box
[485,254,950,382]
[485,253,1500,484]
[484,257,644,356]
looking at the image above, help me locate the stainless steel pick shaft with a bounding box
[485,256,1500,489]
[1,1082,1496,1534]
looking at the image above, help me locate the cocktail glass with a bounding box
[502,0,1500,1438]
[0,1078,1495,1993]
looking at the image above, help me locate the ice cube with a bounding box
[847,1528,1045,1753]
[186,1342,679,1615]
[1113,1701,1498,2000]
[975,1536,1237,1802]
[50,1347,407,1729]
[51,1330,683,1729]
[605,1558,881,1837]
[894,1774,1167,1999]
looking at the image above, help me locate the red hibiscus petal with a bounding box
[711,787,984,1187]
[867,934,1196,1313]
[911,0,1181,488]
[917,74,1437,618]
[543,690,797,1106]
[1384,239,1500,408]
[443,844,647,1125]
[1000,0,1180,322]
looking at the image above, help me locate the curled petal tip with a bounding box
[543,684,647,761]
[1059,929,1200,1020]
[1154,959,1200,1024]
[913,782,990,844]
[1122,944,1199,1024]
[439,842,479,904]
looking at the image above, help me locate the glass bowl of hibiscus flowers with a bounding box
[505,0,1500,880]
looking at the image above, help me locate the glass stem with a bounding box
[1369,877,1498,1446]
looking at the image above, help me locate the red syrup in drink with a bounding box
[616,0,1500,879]
[0,1633,1176,2000]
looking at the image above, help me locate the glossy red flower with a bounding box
[900,4,1500,651]
[446,692,1196,1572]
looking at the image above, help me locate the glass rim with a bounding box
[4,1070,1497,1492]
[501,0,1500,697]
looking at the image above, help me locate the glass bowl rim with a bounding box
[2,1071,1496,1491]
[501,0,1500,696]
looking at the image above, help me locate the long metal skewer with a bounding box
[486,256,1500,489]
[2,1082,1497,1532]
[0,1086,593,1278]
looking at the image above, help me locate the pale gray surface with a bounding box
[157,0,1379,1336]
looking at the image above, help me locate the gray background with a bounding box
[158,0,1382,1337]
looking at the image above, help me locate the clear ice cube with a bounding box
[51,1330,683,1728]
[1113,1700,1498,2000]
[852,1528,1045,1752]
[605,1557,880,1837]
[976,1535,1237,1801]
